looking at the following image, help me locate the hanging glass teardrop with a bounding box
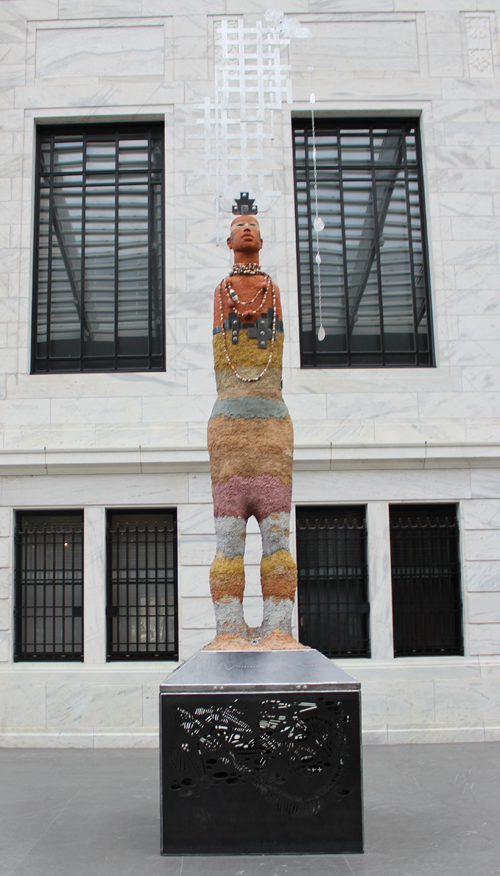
[310,92,316,105]
[316,252,321,265]
[318,326,326,341]
[313,216,325,232]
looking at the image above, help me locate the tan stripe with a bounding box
[261,569,297,601]
[215,365,282,400]
[213,331,284,371]
[207,414,293,484]
[210,554,245,601]
[210,576,245,601]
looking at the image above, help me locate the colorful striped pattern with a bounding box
[208,279,297,640]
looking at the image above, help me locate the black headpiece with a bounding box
[232,192,258,215]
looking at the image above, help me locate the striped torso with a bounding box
[208,276,293,507]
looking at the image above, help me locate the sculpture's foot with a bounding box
[246,625,265,646]
[204,632,254,651]
[255,628,309,650]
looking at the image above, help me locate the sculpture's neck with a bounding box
[233,253,260,266]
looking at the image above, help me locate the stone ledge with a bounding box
[1,442,500,474]
[0,731,159,748]
[2,726,500,747]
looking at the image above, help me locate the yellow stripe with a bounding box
[213,331,284,371]
[215,365,282,400]
[260,549,297,577]
[210,554,244,577]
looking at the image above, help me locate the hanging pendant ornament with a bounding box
[310,85,326,342]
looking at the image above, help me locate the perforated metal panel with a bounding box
[160,650,363,855]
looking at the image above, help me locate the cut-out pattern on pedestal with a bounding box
[170,697,350,817]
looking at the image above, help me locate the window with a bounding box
[390,505,463,657]
[106,511,178,661]
[293,119,433,367]
[14,512,83,661]
[296,506,370,657]
[32,123,165,373]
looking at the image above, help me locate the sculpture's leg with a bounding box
[258,509,297,638]
[210,514,248,637]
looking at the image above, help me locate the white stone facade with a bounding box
[1,0,500,746]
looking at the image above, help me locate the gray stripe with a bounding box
[211,398,289,420]
[214,516,246,559]
[214,598,245,635]
[259,511,291,557]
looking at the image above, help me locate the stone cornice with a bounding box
[0,443,500,475]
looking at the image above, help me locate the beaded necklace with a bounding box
[217,275,277,383]
[230,263,266,276]
[223,274,271,317]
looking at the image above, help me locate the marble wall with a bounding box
[0,0,500,744]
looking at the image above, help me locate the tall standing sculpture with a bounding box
[206,196,302,650]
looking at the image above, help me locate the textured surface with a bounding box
[1,744,500,874]
[208,276,297,640]
[160,689,362,854]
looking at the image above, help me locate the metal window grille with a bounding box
[390,504,463,657]
[292,119,433,368]
[14,512,83,662]
[106,511,178,661]
[32,123,165,373]
[296,506,370,657]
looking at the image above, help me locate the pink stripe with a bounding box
[213,475,292,522]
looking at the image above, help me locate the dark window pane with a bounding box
[106,510,178,661]
[390,504,463,657]
[293,119,433,367]
[32,124,165,373]
[296,506,370,657]
[15,512,84,662]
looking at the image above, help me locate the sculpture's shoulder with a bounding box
[215,276,230,291]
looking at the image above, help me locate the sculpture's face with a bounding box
[227,215,262,255]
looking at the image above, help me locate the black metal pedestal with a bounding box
[160,649,363,855]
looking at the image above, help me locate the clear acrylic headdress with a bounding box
[264,9,312,39]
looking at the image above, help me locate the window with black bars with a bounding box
[390,504,463,657]
[106,511,178,661]
[296,506,370,657]
[292,119,433,367]
[32,123,165,373]
[14,512,83,662]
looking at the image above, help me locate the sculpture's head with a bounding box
[227,215,263,261]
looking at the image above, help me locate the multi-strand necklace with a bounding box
[218,267,277,383]
[223,274,271,318]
